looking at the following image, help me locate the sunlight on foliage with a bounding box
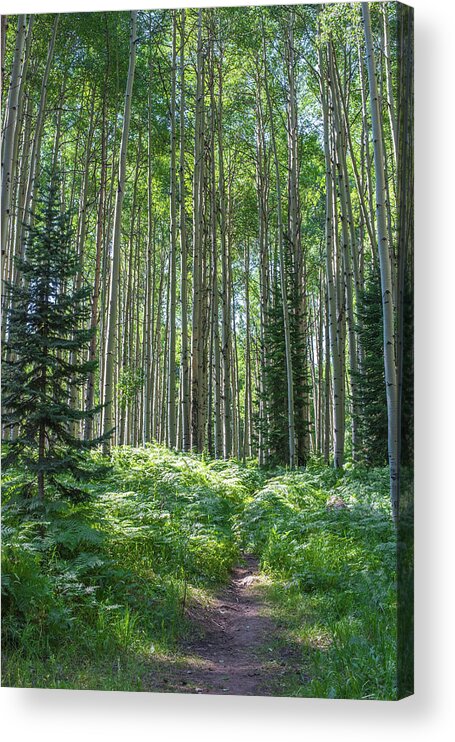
[2,447,396,698]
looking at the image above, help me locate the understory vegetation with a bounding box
[2,445,396,699]
[1,3,413,702]
[242,463,396,699]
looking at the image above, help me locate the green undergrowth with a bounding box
[1,445,259,690]
[241,462,397,700]
[2,447,397,698]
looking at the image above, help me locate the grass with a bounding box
[241,462,397,699]
[1,445,252,690]
[1,446,397,698]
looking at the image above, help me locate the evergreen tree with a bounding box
[400,281,414,468]
[353,274,388,466]
[258,263,310,468]
[2,174,107,501]
[259,279,288,466]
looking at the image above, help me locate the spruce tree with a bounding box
[2,174,107,500]
[258,265,310,468]
[259,279,289,466]
[353,274,388,466]
[399,280,414,468]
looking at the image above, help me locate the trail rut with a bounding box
[147,555,287,696]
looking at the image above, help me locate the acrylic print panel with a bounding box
[1,1,413,700]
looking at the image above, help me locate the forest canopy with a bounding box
[1,1,413,700]
[1,6,413,507]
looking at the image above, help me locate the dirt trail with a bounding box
[183,555,275,695]
[149,555,286,696]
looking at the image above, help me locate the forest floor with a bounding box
[144,554,303,696]
[2,447,398,698]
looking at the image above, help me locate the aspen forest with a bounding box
[1,3,414,700]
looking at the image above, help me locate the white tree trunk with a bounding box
[102,10,137,451]
[319,42,345,468]
[21,15,59,250]
[179,8,190,452]
[362,3,399,521]
[1,15,27,263]
[216,37,232,460]
[167,11,177,448]
[191,9,204,452]
[261,13,296,468]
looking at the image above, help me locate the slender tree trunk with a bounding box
[382,3,398,166]
[0,16,7,97]
[2,15,34,345]
[317,274,324,455]
[329,44,359,458]
[358,37,377,268]
[319,41,345,467]
[143,13,154,445]
[191,9,204,452]
[286,8,307,464]
[1,15,27,265]
[69,93,96,435]
[21,15,59,252]
[323,290,331,464]
[262,13,296,468]
[396,2,414,473]
[254,59,269,466]
[167,11,178,448]
[99,92,119,415]
[179,8,190,452]
[102,10,137,452]
[153,247,166,440]
[243,239,252,460]
[208,17,222,457]
[216,36,232,460]
[161,263,171,443]
[84,80,108,439]
[362,2,398,521]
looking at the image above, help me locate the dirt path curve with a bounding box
[182,554,274,695]
[151,554,281,696]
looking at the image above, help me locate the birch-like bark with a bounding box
[1,16,7,97]
[6,76,31,291]
[323,289,331,464]
[69,94,95,435]
[382,3,398,166]
[362,2,398,521]
[143,12,154,444]
[329,44,360,458]
[84,87,107,439]
[243,238,252,460]
[102,10,137,451]
[167,10,178,448]
[319,42,345,468]
[160,264,171,443]
[21,15,59,252]
[286,8,308,464]
[1,15,27,264]
[119,139,140,445]
[262,13,296,468]
[191,9,204,452]
[216,34,232,459]
[208,17,222,457]
[317,274,324,455]
[99,79,119,413]
[358,38,377,270]
[254,57,269,466]
[153,245,166,440]
[179,8,190,452]
[2,15,33,344]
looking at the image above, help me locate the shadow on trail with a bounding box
[142,554,309,697]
